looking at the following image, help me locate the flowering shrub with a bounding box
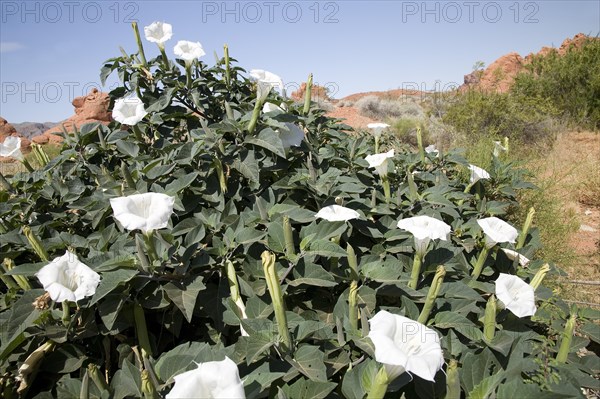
[0,23,599,398]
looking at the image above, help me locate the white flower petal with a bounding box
[495,273,537,317]
[367,122,390,138]
[397,215,451,256]
[477,217,518,248]
[262,102,284,113]
[368,310,444,382]
[0,136,24,160]
[144,21,173,44]
[501,248,531,267]
[315,205,360,222]
[112,96,148,125]
[174,40,205,62]
[110,193,175,233]
[425,144,439,156]
[166,357,245,399]
[249,69,283,102]
[35,251,100,303]
[468,164,490,184]
[493,141,507,157]
[365,150,394,176]
[278,123,304,149]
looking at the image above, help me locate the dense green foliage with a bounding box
[512,37,600,130]
[1,26,599,399]
[442,90,558,144]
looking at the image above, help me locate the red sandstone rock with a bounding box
[41,88,112,141]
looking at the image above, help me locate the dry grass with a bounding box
[524,131,600,306]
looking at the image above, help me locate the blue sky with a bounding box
[1,0,598,122]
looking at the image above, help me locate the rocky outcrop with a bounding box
[37,88,112,143]
[462,52,524,93]
[461,33,597,93]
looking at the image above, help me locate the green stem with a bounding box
[530,263,550,291]
[21,157,34,172]
[131,22,147,67]
[79,369,90,399]
[381,176,391,203]
[158,44,169,70]
[136,234,151,272]
[366,366,389,399]
[283,216,295,258]
[141,370,158,399]
[517,207,535,249]
[120,162,136,189]
[303,73,313,115]
[418,265,445,324]
[143,231,158,264]
[87,363,109,392]
[213,157,228,193]
[32,143,50,166]
[407,171,420,201]
[133,302,153,357]
[3,258,31,291]
[225,260,248,334]
[445,359,460,399]
[185,63,193,89]
[408,253,423,289]
[471,246,490,280]
[224,44,231,88]
[261,251,291,352]
[374,136,380,154]
[463,181,475,194]
[0,268,19,290]
[416,126,425,162]
[483,295,497,342]
[347,244,359,331]
[23,226,49,262]
[556,313,576,363]
[62,301,71,326]
[248,97,263,134]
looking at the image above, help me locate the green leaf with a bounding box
[433,311,483,341]
[235,227,267,246]
[89,269,138,306]
[288,262,337,287]
[305,240,347,258]
[268,203,316,223]
[233,151,260,189]
[155,341,212,382]
[246,127,286,158]
[287,345,327,382]
[281,378,337,399]
[165,172,199,195]
[115,140,139,158]
[164,275,205,322]
[468,370,506,399]
[0,289,43,360]
[111,358,142,399]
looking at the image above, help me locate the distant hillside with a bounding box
[11,122,57,139]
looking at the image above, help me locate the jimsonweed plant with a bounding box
[0,22,598,399]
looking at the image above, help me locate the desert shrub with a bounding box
[443,89,559,144]
[0,23,598,399]
[355,95,425,120]
[512,37,600,130]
